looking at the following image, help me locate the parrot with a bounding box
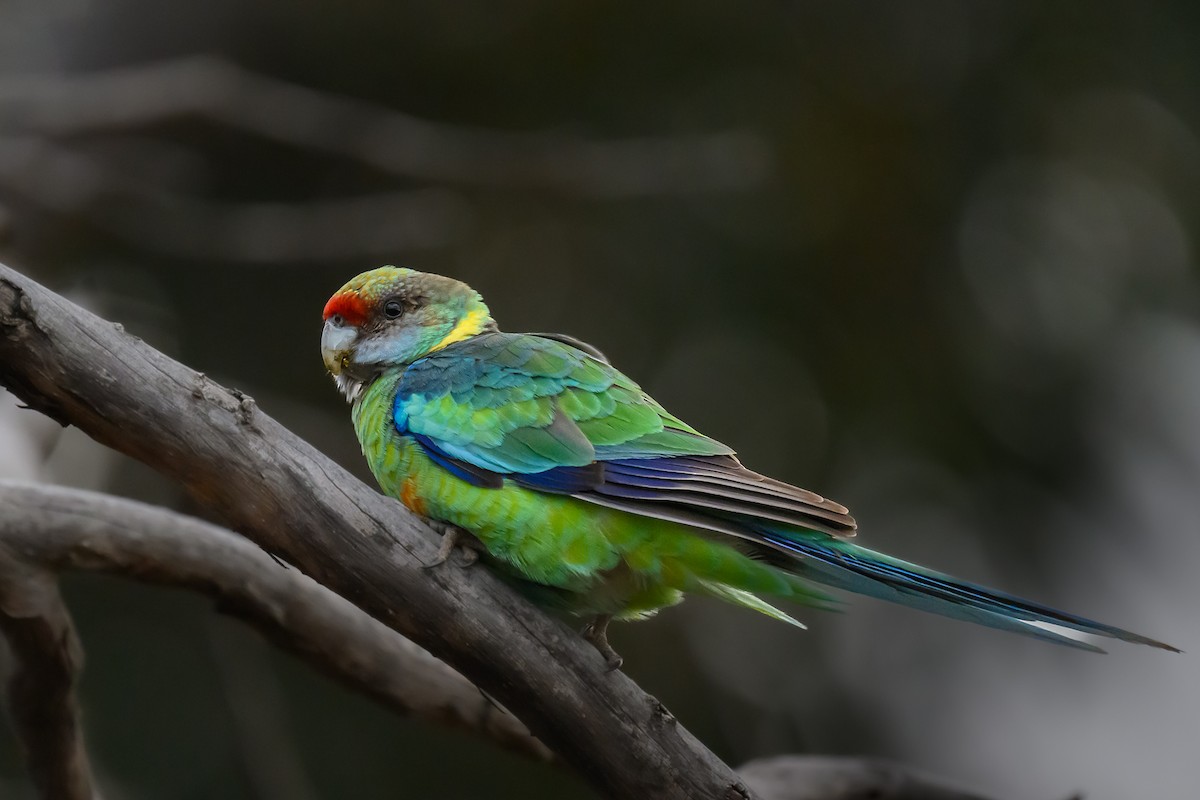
[320,266,1176,668]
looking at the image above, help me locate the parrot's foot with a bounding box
[582,615,623,672]
[424,521,483,569]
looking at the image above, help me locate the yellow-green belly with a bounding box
[353,375,795,619]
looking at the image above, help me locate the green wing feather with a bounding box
[396,332,734,476]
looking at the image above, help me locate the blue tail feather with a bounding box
[757,529,1179,653]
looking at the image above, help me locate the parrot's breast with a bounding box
[353,372,621,594]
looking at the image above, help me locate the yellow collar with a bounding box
[430,306,491,352]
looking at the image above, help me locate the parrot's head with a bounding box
[321,266,495,402]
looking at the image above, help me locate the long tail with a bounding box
[757,528,1179,653]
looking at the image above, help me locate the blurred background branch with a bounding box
[739,756,998,800]
[0,136,467,261]
[0,56,767,263]
[0,551,95,800]
[0,56,769,194]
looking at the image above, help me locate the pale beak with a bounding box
[321,320,358,375]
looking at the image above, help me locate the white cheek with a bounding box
[355,327,419,365]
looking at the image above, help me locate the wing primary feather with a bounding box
[618,457,850,516]
[591,482,853,536]
[604,461,855,531]
[574,492,780,542]
[514,462,605,494]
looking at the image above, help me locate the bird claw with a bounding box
[582,615,623,672]
[424,522,482,569]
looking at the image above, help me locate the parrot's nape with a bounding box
[321,266,1178,668]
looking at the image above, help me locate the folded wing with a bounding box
[396,332,855,537]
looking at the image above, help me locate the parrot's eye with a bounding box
[383,300,404,319]
[328,313,345,327]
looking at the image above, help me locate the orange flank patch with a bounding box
[399,477,428,516]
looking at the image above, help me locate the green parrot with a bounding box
[321,266,1175,668]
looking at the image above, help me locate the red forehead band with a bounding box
[322,292,369,326]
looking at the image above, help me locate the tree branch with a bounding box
[0,480,551,766]
[0,263,753,798]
